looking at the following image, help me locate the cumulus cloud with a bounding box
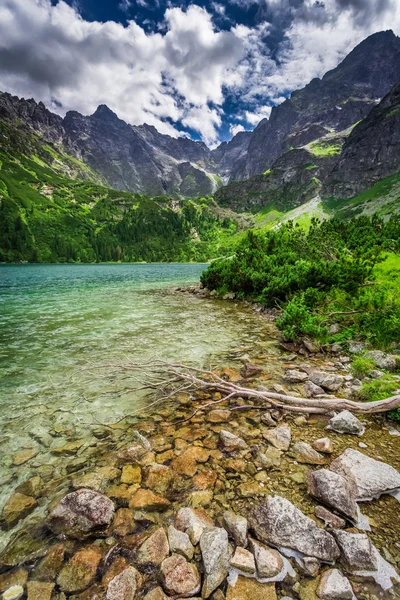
[229,123,245,136]
[0,0,245,144]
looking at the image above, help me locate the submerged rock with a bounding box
[160,554,200,597]
[200,527,231,598]
[57,547,102,593]
[105,566,141,600]
[263,425,291,451]
[330,448,400,500]
[2,586,24,600]
[329,411,365,435]
[223,511,248,547]
[2,493,37,528]
[219,430,248,452]
[249,496,339,562]
[226,576,276,600]
[292,442,326,465]
[136,528,169,567]
[48,489,114,539]
[143,464,174,495]
[26,581,55,600]
[317,568,353,599]
[248,538,284,579]
[332,530,377,571]
[129,489,170,511]
[307,470,358,522]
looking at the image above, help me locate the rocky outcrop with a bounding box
[307,470,358,521]
[330,448,400,500]
[249,496,340,561]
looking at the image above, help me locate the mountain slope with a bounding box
[233,30,400,181]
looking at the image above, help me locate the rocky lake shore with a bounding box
[0,290,399,600]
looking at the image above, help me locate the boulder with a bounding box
[222,511,248,547]
[200,527,231,598]
[317,568,353,600]
[312,438,334,454]
[249,496,339,562]
[105,566,141,600]
[330,448,400,500]
[230,547,256,573]
[129,489,170,511]
[47,489,114,538]
[364,350,397,371]
[292,442,326,465]
[57,547,102,593]
[175,507,215,545]
[309,371,344,392]
[307,470,358,522]
[329,411,365,435]
[137,528,169,567]
[263,425,291,451]
[248,538,284,579]
[168,525,194,560]
[219,430,248,453]
[226,577,276,600]
[332,530,377,571]
[160,555,200,597]
[284,370,308,384]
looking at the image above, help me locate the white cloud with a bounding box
[244,106,272,125]
[229,123,245,136]
[118,0,132,12]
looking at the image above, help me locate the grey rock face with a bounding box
[47,489,114,538]
[200,527,232,598]
[364,350,397,371]
[223,511,248,547]
[248,538,284,578]
[307,469,358,521]
[329,411,365,435]
[249,495,340,561]
[330,448,400,500]
[317,568,353,600]
[309,371,344,392]
[332,530,377,571]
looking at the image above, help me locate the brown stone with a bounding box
[51,441,84,456]
[189,490,213,508]
[238,481,265,497]
[161,554,201,597]
[312,438,334,454]
[171,453,197,477]
[16,477,43,498]
[57,547,102,593]
[207,410,231,423]
[107,484,136,506]
[27,581,55,600]
[0,569,28,593]
[117,445,147,463]
[143,464,174,495]
[184,446,210,463]
[2,493,37,528]
[12,448,38,466]
[143,586,169,600]
[129,489,170,512]
[34,543,65,581]
[226,576,276,600]
[121,465,142,485]
[193,471,217,490]
[102,557,129,588]
[156,450,175,464]
[111,508,136,537]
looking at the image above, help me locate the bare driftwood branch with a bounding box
[98,360,400,420]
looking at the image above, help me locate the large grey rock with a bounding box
[223,511,248,547]
[263,425,291,451]
[309,371,344,392]
[307,469,358,521]
[364,350,397,371]
[248,538,284,578]
[330,448,400,500]
[168,525,194,560]
[332,530,377,571]
[317,568,353,599]
[249,495,340,561]
[329,411,365,435]
[200,527,232,598]
[284,370,308,383]
[304,381,325,397]
[47,489,115,538]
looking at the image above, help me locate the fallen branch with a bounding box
[96,359,400,419]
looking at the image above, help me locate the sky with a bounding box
[0,0,400,147]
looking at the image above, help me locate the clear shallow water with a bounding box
[0,264,261,520]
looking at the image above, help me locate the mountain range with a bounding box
[1,29,400,262]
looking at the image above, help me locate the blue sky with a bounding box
[1,0,400,146]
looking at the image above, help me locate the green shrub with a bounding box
[351,356,375,379]
[276,295,328,342]
[356,376,398,402]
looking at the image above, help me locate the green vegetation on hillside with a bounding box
[0,120,239,263]
[201,216,400,349]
